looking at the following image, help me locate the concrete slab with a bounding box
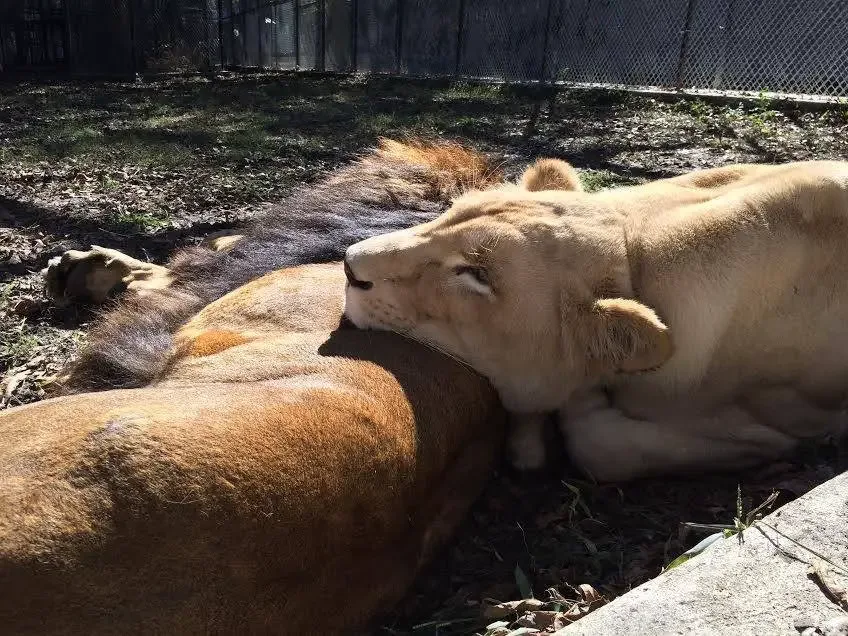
[557,472,848,636]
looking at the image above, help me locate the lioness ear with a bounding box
[520,158,583,192]
[587,298,673,373]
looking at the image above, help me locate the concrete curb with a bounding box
[557,472,848,635]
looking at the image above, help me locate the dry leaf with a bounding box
[809,565,848,611]
[577,583,602,604]
[484,598,545,619]
[561,602,585,621]
[516,610,560,630]
[3,371,30,398]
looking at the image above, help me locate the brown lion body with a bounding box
[0,141,505,634]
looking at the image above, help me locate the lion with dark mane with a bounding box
[0,140,505,634]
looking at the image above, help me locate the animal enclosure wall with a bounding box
[3,0,847,98]
[218,0,848,97]
[1,0,218,74]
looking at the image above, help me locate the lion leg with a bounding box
[508,412,549,471]
[559,403,801,482]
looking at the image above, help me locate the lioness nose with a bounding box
[344,258,373,290]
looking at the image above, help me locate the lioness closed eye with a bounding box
[344,157,848,481]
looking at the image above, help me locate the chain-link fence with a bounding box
[3,0,848,99]
[219,0,848,98]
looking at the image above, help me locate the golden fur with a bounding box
[344,159,848,480]
[0,141,505,634]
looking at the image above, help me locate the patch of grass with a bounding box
[354,111,403,136]
[676,97,713,124]
[579,169,643,192]
[107,208,172,233]
[665,487,780,571]
[99,174,120,192]
[737,92,781,139]
[0,316,41,371]
[436,82,504,102]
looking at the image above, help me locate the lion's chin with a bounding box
[342,286,376,330]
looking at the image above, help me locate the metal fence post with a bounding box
[294,0,300,69]
[257,1,263,68]
[217,0,225,68]
[675,0,696,89]
[241,10,247,68]
[395,0,403,74]
[351,0,358,72]
[63,0,74,72]
[538,0,553,83]
[454,0,465,77]
[319,0,325,71]
[203,0,210,70]
[128,0,138,75]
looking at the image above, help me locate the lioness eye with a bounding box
[454,265,490,286]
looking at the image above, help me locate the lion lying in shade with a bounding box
[0,140,506,634]
[344,157,848,481]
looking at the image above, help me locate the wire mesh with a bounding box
[458,0,548,82]
[683,0,848,95]
[2,0,848,99]
[324,0,352,71]
[356,0,397,73]
[546,0,689,87]
[399,0,458,77]
[218,0,848,98]
[66,0,134,74]
[135,0,218,73]
[297,0,320,69]
[1,0,69,70]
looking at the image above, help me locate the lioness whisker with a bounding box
[396,329,475,370]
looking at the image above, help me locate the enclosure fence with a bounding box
[3,0,848,98]
[0,0,218,75]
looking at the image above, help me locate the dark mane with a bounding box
[62,139,503,392]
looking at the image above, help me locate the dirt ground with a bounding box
[2,73,848,634]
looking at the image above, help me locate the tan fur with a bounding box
[201,230,245,252]
[184,329,250,357]
[0,142,506,633]
[520,158,583,192]
[344,159,848,480]
[374,137,503,193]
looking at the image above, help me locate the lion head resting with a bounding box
[343,158,672,412]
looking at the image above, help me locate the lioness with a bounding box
[0,140,505,634]
[343,158,848,481]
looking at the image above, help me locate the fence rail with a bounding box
[2,0,847,99]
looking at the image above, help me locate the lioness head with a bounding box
[344,159,672,411]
